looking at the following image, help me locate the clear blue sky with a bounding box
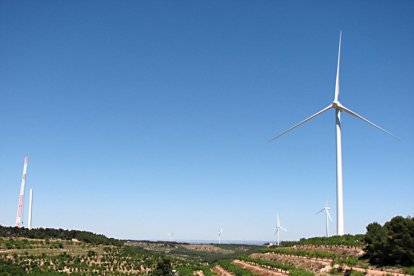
[0,0,413,242]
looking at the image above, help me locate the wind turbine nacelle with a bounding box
[332,101,343,110]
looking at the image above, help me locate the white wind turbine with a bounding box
[270,32,394,235]
[218,228,223,244]
[275,214,287,246]
[168,232,174,242]
[316,202,333,237]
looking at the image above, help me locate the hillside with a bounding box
[0,226,259,275]
[0,235,217,275]
[1,218,413,275]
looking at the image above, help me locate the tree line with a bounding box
[281,234,365,247]
[0,225,123,246]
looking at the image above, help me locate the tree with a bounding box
[365,216,414,266]
[365,222,388,264]
[384,216,414,266]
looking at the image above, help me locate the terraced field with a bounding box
[210,245,410,276]
[1,229,412,275]
[0,238,165,274]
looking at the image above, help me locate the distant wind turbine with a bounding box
[218,228,223,244]
[316,202,333,237]
[168,232,174,242]
[275,214,287,246]
[270,32,394,235]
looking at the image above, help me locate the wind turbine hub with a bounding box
[332,101,342,110]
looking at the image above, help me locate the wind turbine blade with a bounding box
[269,105,333,142]
[334,31,342,102]
[316,208,325,215]
[327,210,333,222]
[340,105,397,138]
[280,226,287,232]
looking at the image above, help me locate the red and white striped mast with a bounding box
[15,156,29,227]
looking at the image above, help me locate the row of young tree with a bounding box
[364,216,414,266]
[281,234,365,247]
[0,242,179,275]
[0,225,123,246]
[279,215,413,267]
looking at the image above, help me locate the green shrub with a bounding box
[87,250,96,257]
[402,266,414,275]
[153,258,173,275]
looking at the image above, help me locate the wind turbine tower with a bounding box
[28,189,33,230]
[270,32,393,235]
[218,228,223,244]
[275,214,287,246]
[316,202,332,237]
[16,156,29,228]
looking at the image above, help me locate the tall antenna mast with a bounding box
[28,189,33,230]
[16,156,29,227]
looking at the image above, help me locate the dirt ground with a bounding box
[333,265,407,276]
[251,253,407,276]
[232,259,287,275]
[251,252,331,273]
[211,265,233,276]
[290,245,364,258]
[182,244,234,254]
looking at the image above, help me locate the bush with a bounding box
[87,250,96,257]
[153,258,173,275]
[0,258,26,275]
[402,266,414,275]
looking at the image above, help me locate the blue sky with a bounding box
[0,0,413,242]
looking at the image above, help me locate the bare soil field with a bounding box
[232,259,287,275]
[212,265,233,276]
[182,244,234,254]
[289,245,364,258]
[251,252,330,273]
[252,252,408,276]
[332,264,407,276]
